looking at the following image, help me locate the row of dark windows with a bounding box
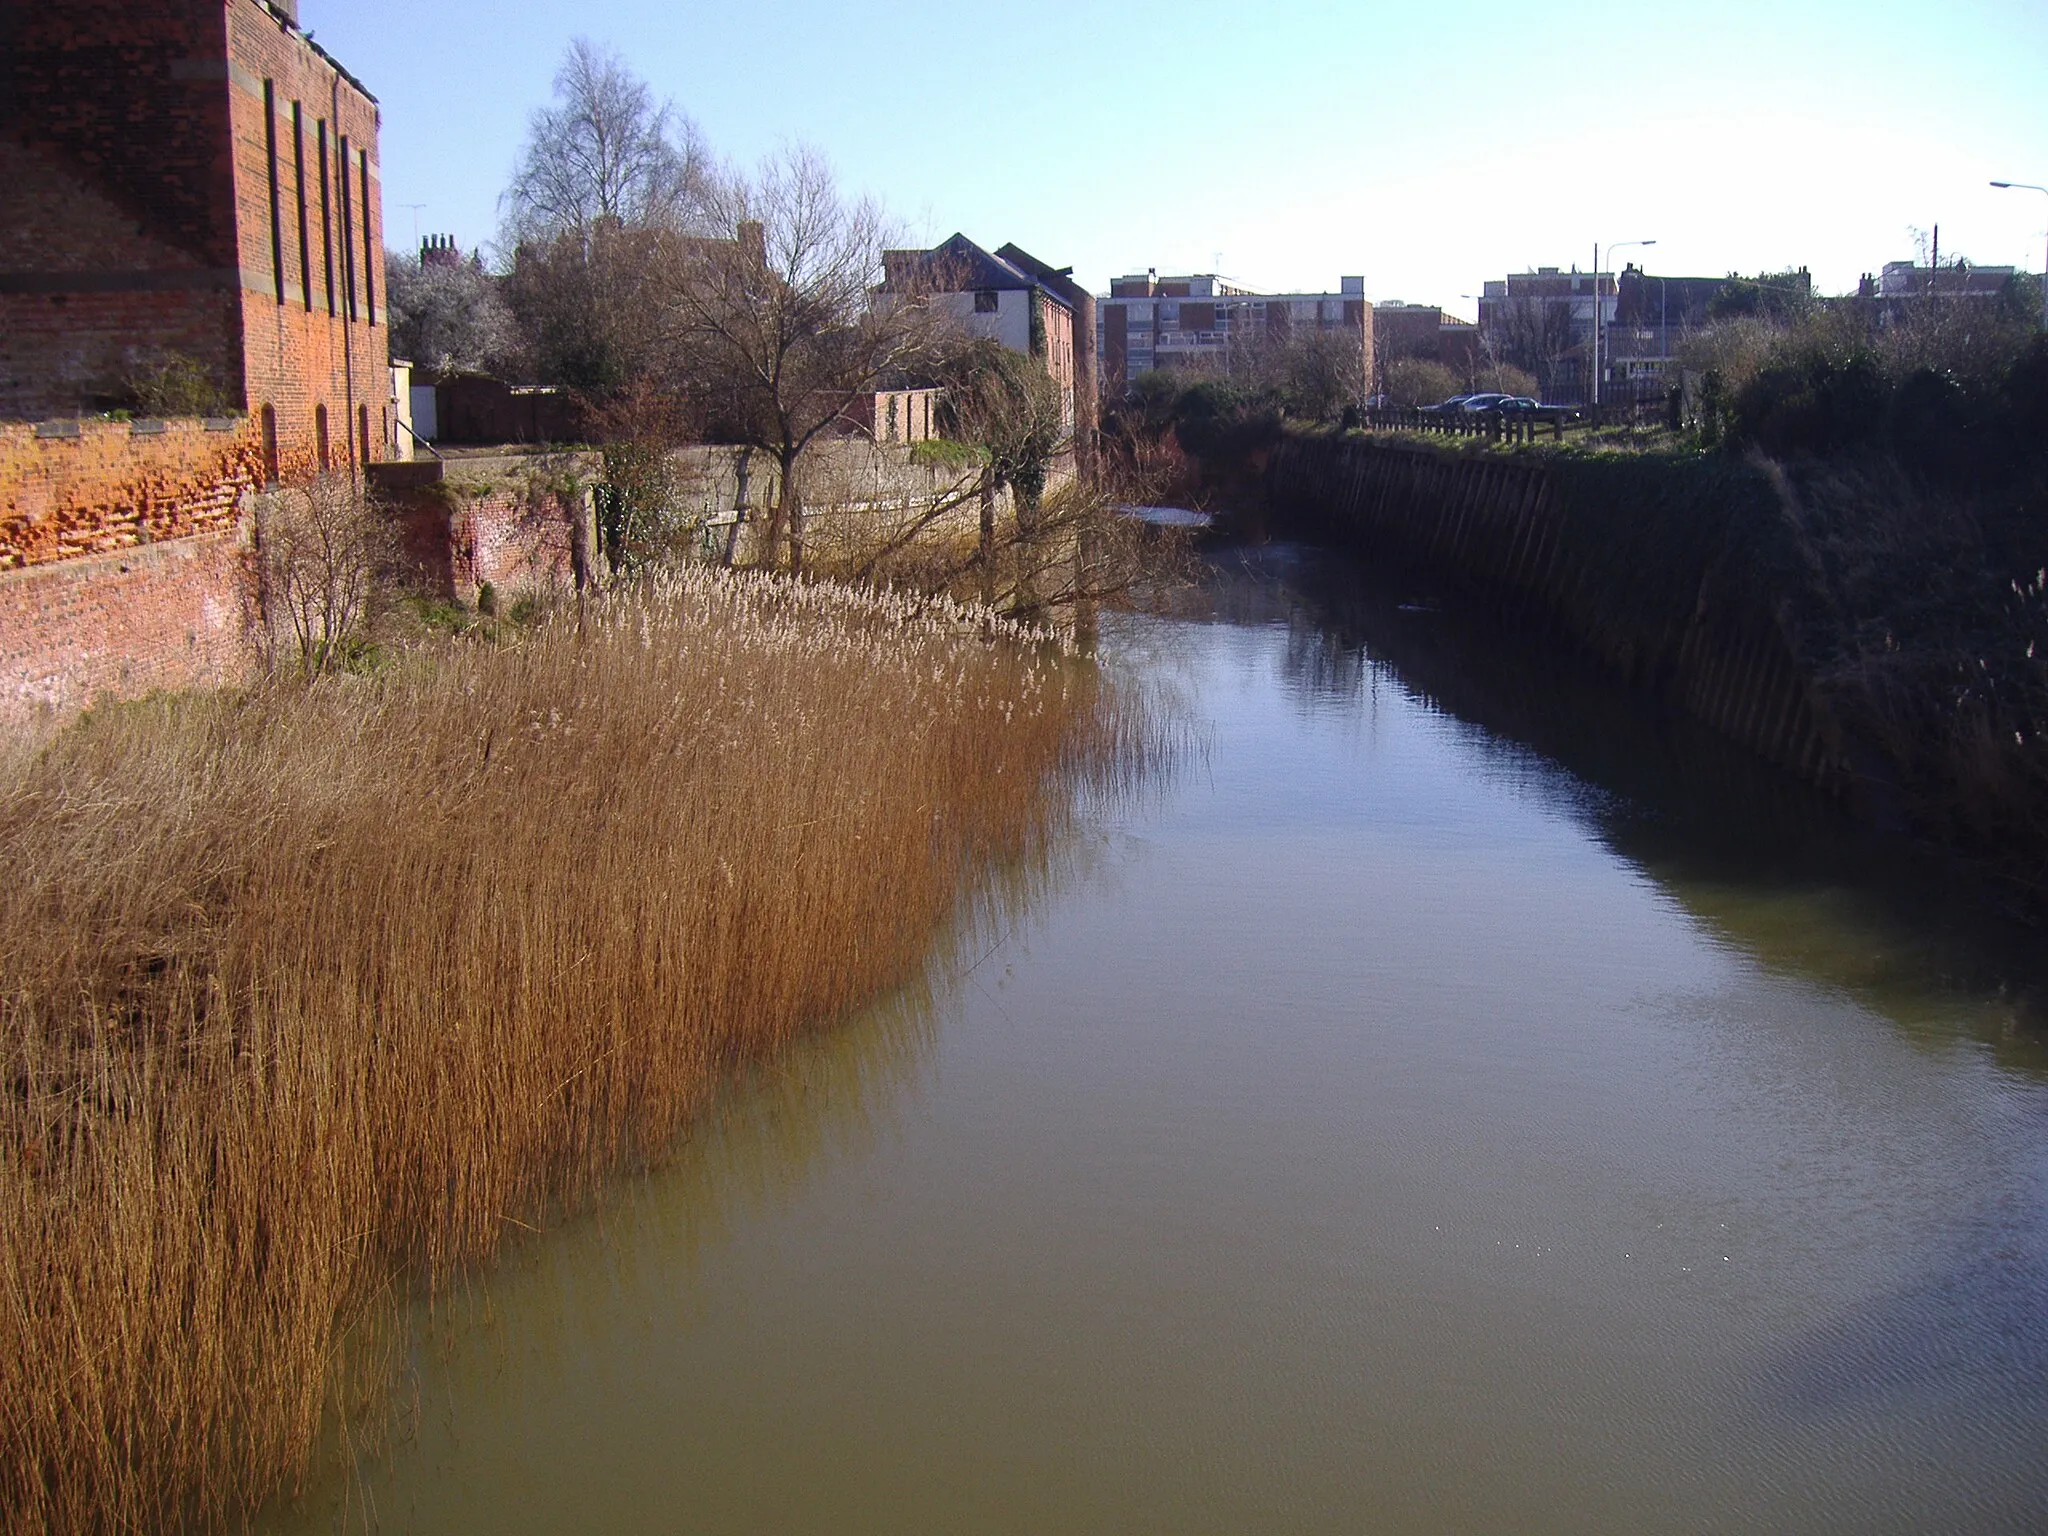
[260,79,376,324]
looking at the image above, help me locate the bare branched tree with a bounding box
[1492,295,1579,378]
[652,146,957,573]
[498,42,712,396]
[501,39,709,243]
[258,475,397,673]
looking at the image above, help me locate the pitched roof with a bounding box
[881,233,1074,311]
[995,243,1086,311]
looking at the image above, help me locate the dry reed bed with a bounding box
[0,568,1123,1532]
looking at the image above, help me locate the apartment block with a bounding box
[1097,271,1373,387]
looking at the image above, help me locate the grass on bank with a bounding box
[0,567,1129,1533]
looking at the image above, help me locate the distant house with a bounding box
[840,386,944,446]
[879,233,1084,434]
[1476,267,1615,405]
[1872,260,2018,300]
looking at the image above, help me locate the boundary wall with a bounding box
[1267,433,1852,793]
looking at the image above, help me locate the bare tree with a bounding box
[258,475,397,673]
[1492,295,1578,379]
[499,42,710,396]
[501,39,709,243]
[385,248,517,375]
[652,146,955,573]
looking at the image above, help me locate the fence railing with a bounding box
[1361,395,1666,443]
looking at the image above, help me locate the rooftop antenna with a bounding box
[401,203,427,248]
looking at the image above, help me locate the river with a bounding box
[273,542,2048,1534]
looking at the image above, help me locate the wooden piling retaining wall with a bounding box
[1267,432,1854,795]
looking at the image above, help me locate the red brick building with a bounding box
[2,0,390,472]
[1,0,391,720]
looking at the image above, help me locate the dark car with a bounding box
[1454,392,1514,413]
[1422,394,1476,413]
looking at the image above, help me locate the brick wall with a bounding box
[0,416,264,568]
[369,456,592,606]
[0,523,255,726]
[0,0,393,728]
[227,0,391,475]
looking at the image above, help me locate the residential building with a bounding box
[879,234,1083,434]
[1097,271,1373,388]
[1871,260,2019,300]
[1476,267,1616,404]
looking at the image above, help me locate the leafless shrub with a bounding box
[257,474,399,672]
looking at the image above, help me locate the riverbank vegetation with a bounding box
[0,568,1129,1532]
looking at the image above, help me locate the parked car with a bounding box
[1494,396,1583,421]
[1454,392,1513,412]
[1422,394,1476,413]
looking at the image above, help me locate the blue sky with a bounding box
[312,0,2048,315]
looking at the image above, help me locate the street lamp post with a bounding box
[1592,238,1655,409]
[1989,181,2048,331]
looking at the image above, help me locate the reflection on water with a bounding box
[273,543,2048,1535]
[1230,542,2048,1059]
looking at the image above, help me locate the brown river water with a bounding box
[272,543,2048,1534]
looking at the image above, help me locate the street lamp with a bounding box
[1592,238,1654,408]
[1989,181,2048,331]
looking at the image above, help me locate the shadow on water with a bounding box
[1182,540,2048,1455]
[1764,1176,2048,1414]
[1182,540,2048,1067]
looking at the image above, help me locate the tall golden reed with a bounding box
[0,567,1121,1532]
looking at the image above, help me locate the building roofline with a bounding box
[255,0,380,106]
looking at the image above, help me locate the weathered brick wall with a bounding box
[0,417,264,568]
[369,455,593,605]
[0,523,256,727]
[0,0,242,418]
[0,0,393,729]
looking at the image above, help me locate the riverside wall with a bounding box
[1267,433,1854,794]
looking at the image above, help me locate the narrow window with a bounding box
[360,149,376,325]
[338,133,357,322]
[260,405,278,486]
[317,120,335,318]
[263,82,284,305]
[315,403,330,470]
[292,103,312,313]
[358,404,371,469]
